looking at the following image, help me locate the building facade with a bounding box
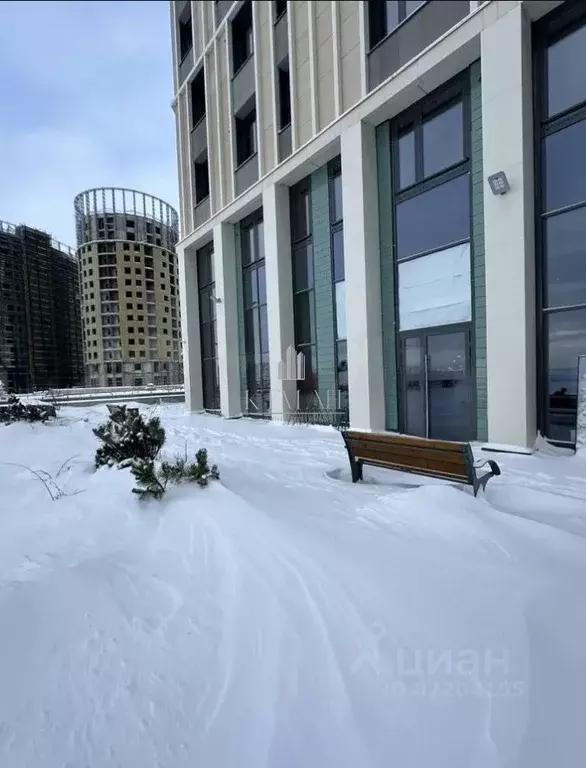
[170,0,585,447]
[74,188,183,388]
[0,220,83,392]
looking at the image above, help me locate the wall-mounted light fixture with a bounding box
[487,171,510,196]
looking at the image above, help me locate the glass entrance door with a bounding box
[400,326,474,441]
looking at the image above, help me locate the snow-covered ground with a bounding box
[1,404,585,768]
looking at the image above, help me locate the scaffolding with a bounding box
[0,220,83,392]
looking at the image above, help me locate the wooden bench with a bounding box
[341,430,500,496]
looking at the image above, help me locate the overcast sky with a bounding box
[0,0,178,248]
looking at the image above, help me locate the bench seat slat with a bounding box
[348,438,468,471]
[358,457,468,483]
[351,446,468,481]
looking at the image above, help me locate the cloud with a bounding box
[0,0,178,247]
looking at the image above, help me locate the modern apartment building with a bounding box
[74,188,183,388]
[171,0,585,447]
[0,220,83,392]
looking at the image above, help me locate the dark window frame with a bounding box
[390,73,475,439]
[534,3,586,444]
[368,0,427,51]
[391,77,471,263]
[231,0,254,76]
[277,63,292,131]
[194,158,210,204]
[392,80,469,196]
[190,67,206,128]
[290,178,317,404]
[240,210,270,417]
[178,10,193,63]
[235,109,257,168]
[274,0,287,23]
[328,156,348,415]
[197,241,220,411]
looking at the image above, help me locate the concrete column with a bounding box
[341,121,386,432]
[262,183,297,420]
[213,223,241,418]
[482,5,536,447]
[177,242,203,411]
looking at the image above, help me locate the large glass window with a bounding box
[241,212,269,416]
[178,9,193,61]
[392,80,473,439]
[545,207,586,309]
[546,308,586,441]
[197,243,219,411]
[544,120,586,211]
[422,101,464,178]
[329,157,347,416]
[291,180,316,406]
[398,128,416,189]
[331,166,343,223]
[293,243,313,291]
[538,8,586,442]
[396,173,470,259]
[232,0,253,73]
[396,98,465,190]
[547,23,586,118]
[292,184,311,241]
[369,0,425,49]
[332,228,344,282]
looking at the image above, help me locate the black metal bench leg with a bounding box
[342,432,363,483]
[473,472,494,497]
[349,456,362,483]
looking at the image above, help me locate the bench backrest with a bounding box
[343,430,474,484]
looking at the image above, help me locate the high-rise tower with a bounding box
[74,188,182,387]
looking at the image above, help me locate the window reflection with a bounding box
[396,173,470,259]
[547,308,586,441]
[241,213,269,415]
[545,207,586,309]
[293,243,314,291]
[332,228,344,281]
[197,243,219,411]
[423,102,464,179]
[547,24,586,117]
[545,120,586,212]
[332,170,343,222]
[398,129,415,189]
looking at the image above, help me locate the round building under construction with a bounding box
[74,188,182,388]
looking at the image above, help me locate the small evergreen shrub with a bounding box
[93,405,165,469]
[131,449,220,500]
[0,394,57,425]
